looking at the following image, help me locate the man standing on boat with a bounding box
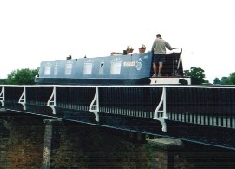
[151,34,173,77]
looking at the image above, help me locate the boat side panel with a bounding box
[37,52,153,80]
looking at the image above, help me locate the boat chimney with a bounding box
[66,55,72,60]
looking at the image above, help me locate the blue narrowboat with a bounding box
[35,50,191,85]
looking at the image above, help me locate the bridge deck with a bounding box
[1,85,235,149]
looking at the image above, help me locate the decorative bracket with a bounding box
[18,87,26,110]
[0,87,5,107]
[47,86,57,114]
[89,87,99,122]
[153,87,168,132]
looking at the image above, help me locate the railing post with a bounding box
[163,87,167,119]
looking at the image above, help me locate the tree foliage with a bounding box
[213,72,235,85]
[6,68,39,85]
[213,77,220,85]
[184,67,206,85]
[220,77,229,85]
[227,72,235,85]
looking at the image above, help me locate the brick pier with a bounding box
[0,112,203,169]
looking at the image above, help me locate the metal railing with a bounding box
[1,85,235,132]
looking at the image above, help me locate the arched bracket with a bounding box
[47,86,57,115]
[89,87,99,122]
[0,87,5,107]
[18,87,26,110]
[153,87,168,132]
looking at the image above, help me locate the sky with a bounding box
[0,0,235,83]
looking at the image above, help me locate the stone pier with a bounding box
[42,118,62,169]
[148,137,183,169]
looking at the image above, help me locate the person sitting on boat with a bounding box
[151,34,173,77]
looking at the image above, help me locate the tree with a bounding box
[6,68,39,85]
[220,77,229,85]
[0,79,6,85]
[212,76,228,85]
[213,77,220,85]
[212,73,235,85]
[226,72,235,85]
[184,67,206,85]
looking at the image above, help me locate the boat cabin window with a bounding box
[83,62,92,74]
[54,64,58,75]
[110,61,122,74]
[65,62,72,75]
[44,66,51,75]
